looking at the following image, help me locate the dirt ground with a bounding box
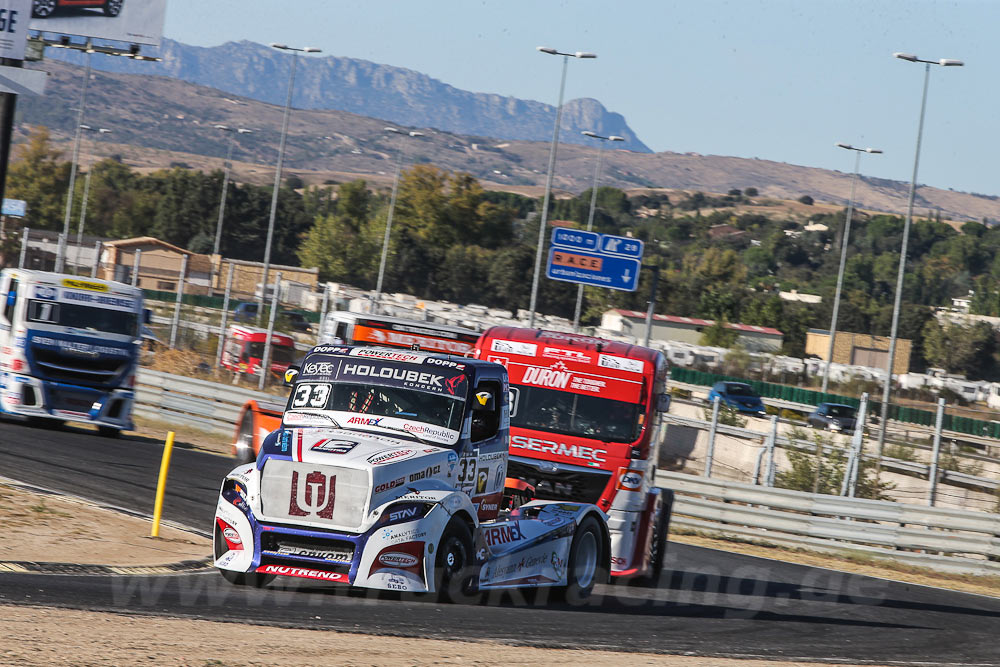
[0,482,209,566]
[0,605,872,667]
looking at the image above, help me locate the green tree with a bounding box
[700,320,739,348]
[6,126,71,229]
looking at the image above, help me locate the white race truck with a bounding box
[0,269,146,436]
[214,344,614,601]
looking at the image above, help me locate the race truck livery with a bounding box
[214,344,612,600]
[232,313,479,463]
[474,327,673,583]
[0,269,146,436]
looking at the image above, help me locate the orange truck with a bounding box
[232,315,479,463]
[473,326,674,583]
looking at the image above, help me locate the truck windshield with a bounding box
[248,342,295,365]
[287,381,464,433]
[27,299,137,336]
[511,384,642,443]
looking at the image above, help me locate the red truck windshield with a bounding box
[511,385,642,443]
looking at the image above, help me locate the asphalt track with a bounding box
[1,418,998,664]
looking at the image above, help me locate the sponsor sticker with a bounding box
[367,449,417,465]
[311,439,358,455]
[482,521,524,547]
[61,278,107,292]
[378,552,419,568]
[255,565,348,582]
[490,339,537,357]
[598,354,645,374]
[617,469,644,491]
[350,348,424,363]
[510,434,607,463]
[542,347,592,363]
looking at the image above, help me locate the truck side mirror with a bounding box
[283,365,300,387]
[143,308,152,324]
[657,393,671,413]
[472,389,494,412]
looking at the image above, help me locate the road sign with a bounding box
[551,227,600,252]
[2,198,25,217]
[0,65,45,95]
[546,227,643,291]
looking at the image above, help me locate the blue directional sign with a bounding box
[547,228,644,292]
[551,227,600,252]
[2,198,26,217]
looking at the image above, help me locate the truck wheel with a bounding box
[560,515,607,603]
[637,492,672,587]
[435,517,476,603]
[213,524,273,588]
[235,410,255,464]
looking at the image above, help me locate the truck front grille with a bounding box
[507,459,612,505]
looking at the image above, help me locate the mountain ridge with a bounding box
[46,38,652,153]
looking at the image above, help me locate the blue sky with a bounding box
[164,0,996,197]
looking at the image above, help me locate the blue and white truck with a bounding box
[0,269,146,436]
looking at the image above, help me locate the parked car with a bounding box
[707,381,766,415]
[807,402,857,433]
[232,302,259,323]
[279,310,312,333]
[32,0,123,18]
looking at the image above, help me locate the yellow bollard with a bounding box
[151,431,176,538]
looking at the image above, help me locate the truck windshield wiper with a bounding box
[363,422,437,445]
[282,411,342,429]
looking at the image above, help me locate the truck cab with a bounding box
[0,269,145,435]
[474,326,673,582]
[214,344,614,599]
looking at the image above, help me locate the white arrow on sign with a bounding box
[622,269,632,283]
[0,65,47,96]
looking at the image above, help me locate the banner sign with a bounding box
[29,0,166,46]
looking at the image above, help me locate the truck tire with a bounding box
[637,490,673,587]
[214,524,274,588]
[434,517,476,603]
[559,515,607,603]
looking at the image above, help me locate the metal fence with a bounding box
[133,368,281,437]
[660,469,1000,575]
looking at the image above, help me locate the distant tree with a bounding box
[284,174,305,190]
[728,188,742,197]
[744,187,759,197]
[798,195,814,206]
[6,126,71,230]
[699,319,739,348]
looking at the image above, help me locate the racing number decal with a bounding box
[291,383,331,409]
[457,457,477,486]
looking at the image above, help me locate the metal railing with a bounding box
[660,469,1000,575]
[134,368,282,437]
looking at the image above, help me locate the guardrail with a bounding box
[134,368,282,438]
[658,470,1000,575]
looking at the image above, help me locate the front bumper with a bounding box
[0,374,134,430]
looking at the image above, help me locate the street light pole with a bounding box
[72,125,111,272]
[258,43,320,319]
[527,46,596,329]
[55,48,93,274]
[573,130,623,331]
[821,142,882,394]
[371,127,423,314]
[876,52,963,475]
[212,124,251,294]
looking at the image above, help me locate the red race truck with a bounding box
[220,324,296,379]
[474,326,673,583]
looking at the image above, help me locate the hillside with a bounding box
[47,39,650,153]
[15,58,1000,223]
